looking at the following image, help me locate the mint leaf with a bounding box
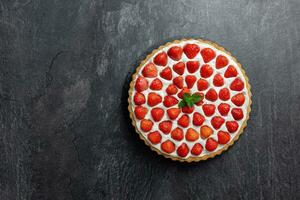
[187,101,194,107]
[183,93,191,99]
[178,100,186,108]
[192,93,203,103]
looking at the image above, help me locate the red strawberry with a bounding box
[218,103,230,116]
[160,67,172,80]
[148,131,162,144]
[159,120,172,134]
[205,88,218,102]
[154,51,168,66]
[135,76,148,92]
[224,65,238,78]
[163,96,178,107]
[186,128,199,141]
[216,55,229,69]
[142,63,157,77]
[191,143,203,155]
[186,61,200,73]
[183,43,200,59]
[205,138,218,151]
[200,125,213,139]
[182,106,194,114]
[133,92,146,105]
[211,116,225,129]
[177,143,189,157]
[173,76,184,89]
[213,74,224,87]
[171,127,184,141]
[217,131,230,144]
[231,93,245,106]
[173,62,185,75]
[140,119,153,132]
[167,46,183,61]
[177,114,189,127]
[185,75,196,88]
[219,88,230,101]
[166,84,178,95]
[230,78,244,91]
[200,64,213,78]
[197,79,209,91]
[202,104,216,116]
[151,108,164,122]
[134,106,148,120]
[161,140,175,153]
[226,121,239,133]
[201,48,216,63]
[231,108,244,120]
[167,108,181,120]
[150,78,163,90]
[193,112,205,126]
[147,92,162,107]
[178,87,190,99]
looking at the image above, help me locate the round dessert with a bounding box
[128,39,251,162]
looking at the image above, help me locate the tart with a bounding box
[128,39,251,162]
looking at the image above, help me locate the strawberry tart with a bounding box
[128,39,251,162]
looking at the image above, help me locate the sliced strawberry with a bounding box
[201,48,216,63]
[216,55,229,69]
[205,138,218,151]
[193,112,205,126]
[160,67,172,80]
[150,78,163,90]
[154,51,168,66]
[142,63,157,77]
[151,108,164,122]
[218,103,230,116]
[205,88,218,102]
[167,46,183,61]
[231,93,245,106]
[161,140,175,153]
[183,43,200,59]
[230,78,244,91]
[171,127,184,141]
[186,61,200,73]
[213,74,224,87]
[167,108,181,120]
[147,92,162,107]
[224,65,238,78]
[147,131,162,144]
[200,125,213,139]
[211,116,225,129]
[159,120,172,134]
[166,84,178,95]
[173,62,185,75]
[134,106,148,120]
[191,143,203,156]
[163,96,178,107]
[219,88,230,101]
[173,76,184,89]
[182,106,194,114]
[134,92,146,105]
[200,64,213,78]
[231,108,244,120]
[140,119,153,132]
[217,131,230,144]
[177,143,189,157]
[177,114,189,128]
[177,87,190,99]
[202,104,216,116]
[197,79,209,91]
[185,75,196,89]
[186,128,199,141]
[226,121,239,133]
[135,76,148,92]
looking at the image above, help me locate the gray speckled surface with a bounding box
[0,0,299,199]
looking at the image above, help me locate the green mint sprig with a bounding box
[178,93,203,108]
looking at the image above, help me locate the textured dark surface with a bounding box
[0,0,300,199]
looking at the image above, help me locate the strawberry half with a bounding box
[135,76,148,92]
[197,79,209,91]
[173,62,185,75]
[159,120,172,134]
[154,51,168,66]
[178,87,190,99]
[218,103,230,116]
[191,143,203,155]
[134,92,146,105]
[200,125,213,139]
[201,48,216,63]
[171,127,184,141]
[166,84,178,95]
[216,55,229,69]
[151,108,164,122]
[231,93,245,106]
[163,96,178,107]
[167,108,181,120]
[140,119,153,132]
[182,106,194,114]
[202,104,215,116]
[205,138,218,151]
[134,106,148,120]
[211,116,225,129]
[200,64,213,78]
[185,75,196,89]
[177,114,189,128]
[167,46,183,61]
[183,43,200,59]
[193,112,205,126]
[213,74,224,87]
[205,88,218,102]
[147,92,162,107]
[161,140,175,153]
[230,78,244,91]
[173,76,184,89]
[217,131,230,144]
[187,61,200,73]
[177,143,189,157]
[231,108,244,120]
[148,131,162,144]
[219,88,230,101]
[226,121,239,133]
[160,67,172,80]
[224,65,238,78]
[142,63,157,77]
[186,128,199,141]
[150,78,163,90]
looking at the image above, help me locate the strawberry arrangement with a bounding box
[129,39,251,162]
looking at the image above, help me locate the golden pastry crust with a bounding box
[128,38,252,162]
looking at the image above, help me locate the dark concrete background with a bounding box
[0,0,299,199]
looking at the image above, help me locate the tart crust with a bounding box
[128,38,252,162]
